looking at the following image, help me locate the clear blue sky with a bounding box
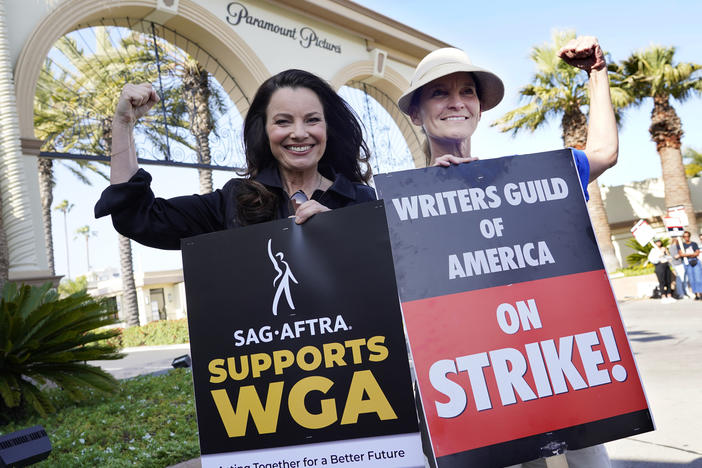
[50,0,702,280]
[353,0,702,187]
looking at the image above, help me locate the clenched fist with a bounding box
[114,83,160,126]
[558,36,606,74]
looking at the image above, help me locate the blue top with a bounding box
[572,148,590,201]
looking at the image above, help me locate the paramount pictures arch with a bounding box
[3,0,448,284]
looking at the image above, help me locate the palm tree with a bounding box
[35,28,192,327]
[682,147,702,178]
[616,46,702,235]
[34,57,110,277]
[183,60,215,193]
[75,225,97,271]
[491,30,627,272]
[53,199,74,278]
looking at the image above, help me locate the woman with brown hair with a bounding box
[95,69,375,247]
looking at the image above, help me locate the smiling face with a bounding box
[266,86,327,175]
[410,72,481,146]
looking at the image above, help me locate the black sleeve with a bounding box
[94,169,236,250]
[355,184,378,202]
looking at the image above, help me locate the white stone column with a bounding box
[0,0,46,280]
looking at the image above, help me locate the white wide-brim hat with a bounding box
[398,47,505,115]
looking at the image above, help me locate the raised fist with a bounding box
[558,36,606,74]
[114,83,160,126]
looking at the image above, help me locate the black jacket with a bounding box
[94,165,376,250]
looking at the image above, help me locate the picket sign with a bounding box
[667,205,688,226]
[181,202,424,468]
[631,219,655,245]
[375,149,654,468]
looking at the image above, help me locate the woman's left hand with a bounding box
[293,200,330,224]
[432,154,479,167]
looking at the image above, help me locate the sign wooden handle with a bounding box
[544,453,569,468]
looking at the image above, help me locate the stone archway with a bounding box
[8,0,271,280]
[331,60,426,169]
[13,0,270,140]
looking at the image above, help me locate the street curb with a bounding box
[121,343,191,353]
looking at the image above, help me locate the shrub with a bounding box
[625,237,670,267]
[104,318,190,349]
[0,282,123,420]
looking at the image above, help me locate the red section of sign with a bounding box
[402,270,648,458]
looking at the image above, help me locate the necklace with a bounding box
[288,172,323,204]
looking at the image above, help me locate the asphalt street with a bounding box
[89,344,191,380]
[93,298,702,467]
[606,298,702,467]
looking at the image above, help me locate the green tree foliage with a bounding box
[683,147,702,178]
[58,275,88,297]
[0,282,123,419]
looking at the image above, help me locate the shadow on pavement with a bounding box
[626,330,676,343]
[613,458,702,467]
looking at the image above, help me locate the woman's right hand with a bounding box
[115,83,160,126]
[432,154,479,167]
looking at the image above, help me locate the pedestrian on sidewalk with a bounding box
[677,231,702,300]
[668,239,687,299]
[648,239,673,300]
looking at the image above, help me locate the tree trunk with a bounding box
[587,182,620,271]
[183,63,214,195]
[38,157,55,275]
[85,235,90,271]
[119,234,140,327]
[649,95,696,236]
[659,146,697,236]
[0,188,8,291]
[562,110,619,271]
[197,133,213,194]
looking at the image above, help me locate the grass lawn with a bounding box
[0,369,200,467]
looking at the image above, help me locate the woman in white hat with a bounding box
[398,36,617,192]
[401,37,616,468]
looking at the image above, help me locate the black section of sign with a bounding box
[181,201,419,456]
[375,150,604,302]
[436,409,654,467]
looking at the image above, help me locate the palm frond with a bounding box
[0,282,123,416]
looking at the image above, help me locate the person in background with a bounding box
[647,239,673,301]
[668,238,687,299]
[398,35,617,468]
[677,231,702,300]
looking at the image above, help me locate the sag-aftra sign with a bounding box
[182,202,423,468]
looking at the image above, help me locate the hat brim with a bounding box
[398,63,504,115]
